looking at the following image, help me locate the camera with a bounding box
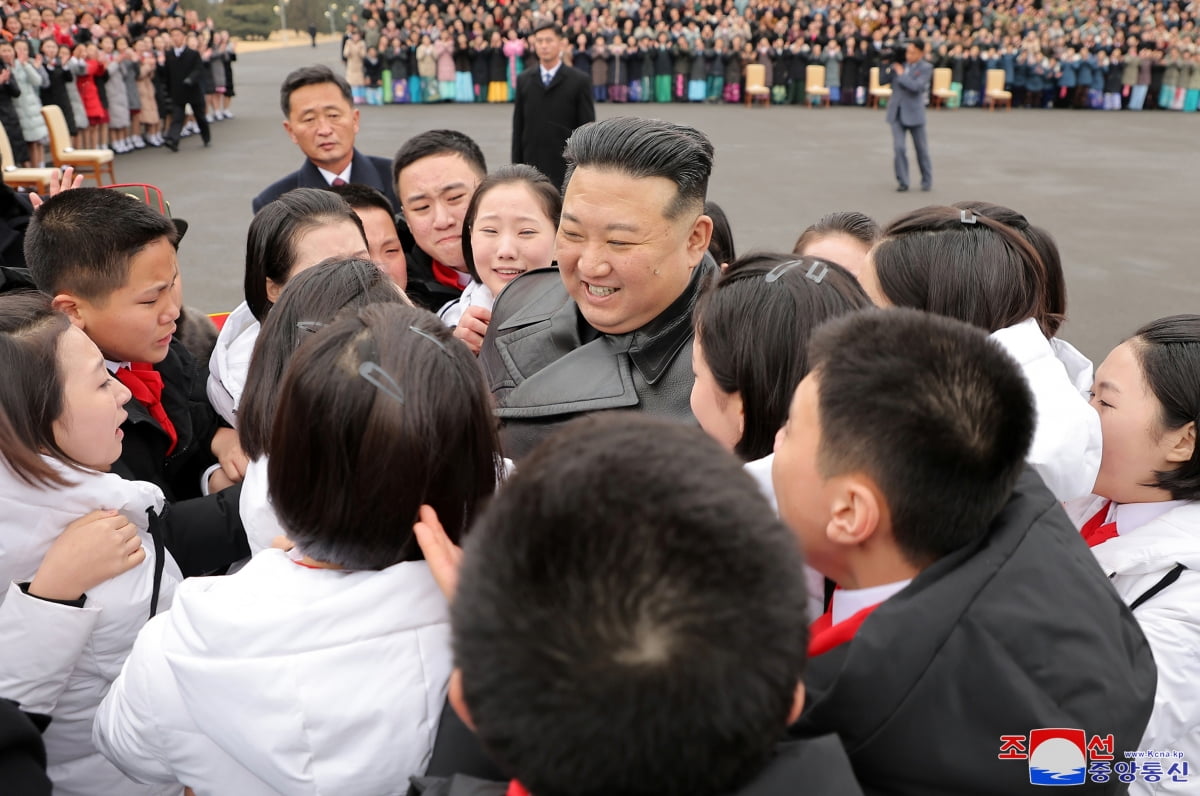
[880,39,909,66]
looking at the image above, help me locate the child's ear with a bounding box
[1165,421,1196,464]
[265,278,284,305]
[448,668,476,732]
[787,681,806,726]
[825,473,883,548]
[52,293,87,329]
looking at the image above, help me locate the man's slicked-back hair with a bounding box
[279,63,352,115]
[26,188,177,301]
[696,253,871,461]
[1130,315,1200,500]
[562,116,714,219]
[453,414,809,796]
[808,308,1035,566]
[872,205,1047,333]
[391,129,488,188]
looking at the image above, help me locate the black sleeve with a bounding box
[17,583,86,608]
[422,699,507,782]
[158,483,249,577]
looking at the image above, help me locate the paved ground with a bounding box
[113,41,1199,363]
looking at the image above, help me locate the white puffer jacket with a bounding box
[0,458,182,796]
[1067,497,1200,795]
[206,301,260,426]
[94,549,453,796]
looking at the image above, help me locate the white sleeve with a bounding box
[0,581,100,715]
[92,614,179,785]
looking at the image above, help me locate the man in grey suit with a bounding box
[882,40,933,192]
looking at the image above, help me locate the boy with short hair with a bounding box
[412,414,863,796]
[773,308,1155,795]
[26,188,248,575]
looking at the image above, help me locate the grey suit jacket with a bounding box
[882,59,932,127]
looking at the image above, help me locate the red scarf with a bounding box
[1080,500,1118,547]
[114,363,178,454]
[506,781,530,796]
[431,261,467,291]
[808,604,881,657]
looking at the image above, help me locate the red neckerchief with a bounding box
[506,781,531,796]
[431,261,466,291]
[1080,500,1118,547]
[808,604,881,657]
[114,363,178,454]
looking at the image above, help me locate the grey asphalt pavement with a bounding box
[112,41,1199,364]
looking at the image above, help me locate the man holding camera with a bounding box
[881,40,932,192]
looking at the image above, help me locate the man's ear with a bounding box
[1165,421,1196,464]
[52,293,87,329]
[448,668,475,732]
[825,474,882,548]
[282,118,298,146]
[685,212,714,264]
[787,681,806,726]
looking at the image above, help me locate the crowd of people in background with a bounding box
[0,1,236,166]
[337,0,1200,110]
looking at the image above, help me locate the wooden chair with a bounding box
[41,105,116,186]
[868,66,892,108]
[0,124,56,193]
[744,63,771,107]
[805,64,831,107]
[931,67,956,108]
[983,68,1013,110]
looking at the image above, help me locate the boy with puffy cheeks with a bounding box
[26,188,250,576]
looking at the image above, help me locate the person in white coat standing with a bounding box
[0,293,182,796]
[95,303,502,795]
[1066,315,1200,795]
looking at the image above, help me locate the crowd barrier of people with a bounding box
[336,0,1200,110]
[0,2,234,166]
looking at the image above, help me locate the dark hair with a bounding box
[531,20,562,38]
[238,258,407,460]
[279,64,353,115]
[807,308,1034,566]
[704,200,736,266]
[243,188,366,322]
[953,201,1067,337]
[1130,315,1200,500]
[696,254,870,461]
[26,188,177,301]
[453,414,808,796]
[0,293,80,486]
[871,205,1047,333]
[391,129,488,189]
[792,210,881,257]
[330,182,395,219]
[908,38,926,53]
[269,303,500,570]
[461,164,562,284]
[562,117,713,219]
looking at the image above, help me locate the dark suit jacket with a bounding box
[251,149,399,213]
[881,59,932,127]
[511,64,595,190]
[163,46,204,103]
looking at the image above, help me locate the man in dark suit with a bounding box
[511,22,595,191]
[881,40,933,192]
[251,65,398,214]
[163,26,210,152]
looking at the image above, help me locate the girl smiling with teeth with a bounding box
[441,164,563,354]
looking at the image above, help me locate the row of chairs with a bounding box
[743,65,1012,110]
[1,105,117,193]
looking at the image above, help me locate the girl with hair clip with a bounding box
[1065,315,1200,791]
[861,205,1102,503]
[690,253,872,619]
[207,188,369,426]
[0,292,182,795]
[95,303,502,795]
[237,257,409,555]
[442,164,561,355]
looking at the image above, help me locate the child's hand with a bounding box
[29,510,145,602]
[413,505,462,601]
[29,166,84,210]
[452,305,491,356]
[211,427,248,485]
